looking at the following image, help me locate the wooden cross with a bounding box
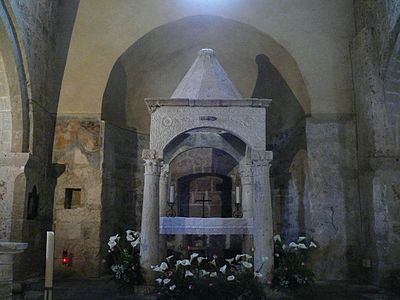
[195,193,212,218]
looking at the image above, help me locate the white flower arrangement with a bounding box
[273,235,317,289]
[107,230,142,285]
[152,252,266,299]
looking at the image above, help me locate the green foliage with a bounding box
[106,230,143,287]
[152,253,266,300]
[272,235,316,290]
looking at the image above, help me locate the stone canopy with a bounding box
[140,48,274,283]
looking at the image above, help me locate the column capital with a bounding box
[160,163,169,180]
[142,149,161,161]
[251,150,273,165]
[142,149,162,176]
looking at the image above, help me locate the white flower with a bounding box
[235,254,245,261]
[108,234,120,250]
[200,269,210,277]
[244,254,252,260]
[131,239,140,248]
[282,244,287,250]
[185,270,194,277]
[309,241,317,248]
[163,278,171,284]
[151,265,162,272]
[242,261,253,269]
[210,259,217,267]
[219,265,227,274]
[108,240,117,250]
[109,234,120,243]
[197,256,206,264]
[166,255,174,263]
[254,272,263,278]
[225,258,234,264]
[190,253,199,262]
[289,242,298,248]
[155,278,162,285]
[298,236,306,242]
[273,234,281,242]
[297,243,307,249]
[169,285,176,291]
[160,262,168,271]
[181,259,190,266]
[126,230,136,241]
[227,275,235,281]
[176,260,182,266]
[210,272,217,277]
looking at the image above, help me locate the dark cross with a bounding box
[195,193,212,218]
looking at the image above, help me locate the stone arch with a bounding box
[101,15,311,133]
[162,127,247,164]
[169,147,239,181]
[0,9,29,152]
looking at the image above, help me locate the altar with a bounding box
[139,49,274,283]
[159,217,253,235]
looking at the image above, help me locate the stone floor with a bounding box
[13,278,400,300]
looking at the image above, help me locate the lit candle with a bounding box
[169,186,174,203]
[236,186,240,204]
[45,231,54,300]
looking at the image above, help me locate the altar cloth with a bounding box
[160,217,253,235]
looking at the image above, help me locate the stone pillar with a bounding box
[0,152,29,241]
[251,150,273,278]
[140,149,161,284]
[0,242,28,299]
[158,164,169,258]
[239,162,253,254]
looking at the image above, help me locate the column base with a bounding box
[0,242,28,299]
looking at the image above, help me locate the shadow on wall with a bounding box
[102,60,128,129]
[252,53,308,243]
[101,15,311,133]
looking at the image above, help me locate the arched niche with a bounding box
[101,15,311,133]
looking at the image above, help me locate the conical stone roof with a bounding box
[171,48,242,99]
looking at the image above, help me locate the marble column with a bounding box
[239,162,253,254]
[0,242,28,299]
[251,150,274,278]
[140,149,161,284]
[158,164,169,258]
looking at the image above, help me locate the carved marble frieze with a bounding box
[149,106,266,154]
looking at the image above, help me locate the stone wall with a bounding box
[51,117,149,277]
[305,117,360,280]
[0,0,78,280]
[352,0,400,284]
[52,117,103,276]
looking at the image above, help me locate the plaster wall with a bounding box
[59,0,355,130]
